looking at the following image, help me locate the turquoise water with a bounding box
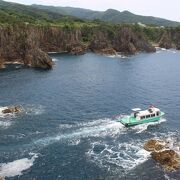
[0,49,180,179]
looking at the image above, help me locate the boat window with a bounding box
[151,114,155,117]
[148,108,153,113]
[141,116,145,119]
[156,111,160,116]
[146,115,150,118]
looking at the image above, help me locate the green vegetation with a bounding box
[0,0,179,45]
[33,5,180,27]
[0,0,97,27]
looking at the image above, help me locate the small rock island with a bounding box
[144,139,180,172]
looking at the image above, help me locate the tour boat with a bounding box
[119,106,165,127]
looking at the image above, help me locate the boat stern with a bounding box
[119,116,132,127]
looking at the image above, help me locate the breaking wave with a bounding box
[24,104,45,116]
[107,54,129,59]
[0,106,15,118]
[0,106,15,128]
[0,153,38,178]
[86,140,150,174]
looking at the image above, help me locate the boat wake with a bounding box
[32,115,167,148]
[131,118,167,133]
[32,118,126,147]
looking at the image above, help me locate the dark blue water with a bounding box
[0,50,180,179]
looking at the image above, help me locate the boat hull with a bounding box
[119,112,165,127]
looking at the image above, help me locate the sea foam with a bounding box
[0,153,38,178]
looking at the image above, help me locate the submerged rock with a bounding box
[144,139,180,172]
[2,106,22,114]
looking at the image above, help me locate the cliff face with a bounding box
[89,27,156,55]
[0,25,83,69]
[158,28,180,49]
[0,25,179,69]
[159,31,173,49]
[0,26,52,69]
[112,27,156,54]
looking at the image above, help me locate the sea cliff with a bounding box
[0,24,180,69]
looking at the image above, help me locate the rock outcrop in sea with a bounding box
[144,139,180,172]
[2,106,22,114]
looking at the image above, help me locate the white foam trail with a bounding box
[33,119,125,147]
[132,118,166,133]
[0,153,38,178]
[0,121,12,128]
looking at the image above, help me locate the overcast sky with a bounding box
[4,0,180,22]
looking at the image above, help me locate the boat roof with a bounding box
[137,107,160,116]
[132,108,141,111]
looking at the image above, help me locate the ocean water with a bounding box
[0,49,180,179]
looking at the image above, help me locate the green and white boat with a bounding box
[119,106,165,127]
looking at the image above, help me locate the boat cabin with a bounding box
[131,107,160,120]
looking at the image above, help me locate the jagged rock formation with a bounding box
[67,43,87,55]
[0,25,156,69]
[144,139,166,152]
[158,28,180,49]
[89,27,155,55]
[0,25,83,69]
[144,139,180,172]
[151,150,180,172]
[113,27,156,54]
[0,25,53,69]
[89,31,116,55]
[174,30,180,50]
[159,32,173,49]
[0,176,4,180]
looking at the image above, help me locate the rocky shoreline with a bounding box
[0,25,179,70]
